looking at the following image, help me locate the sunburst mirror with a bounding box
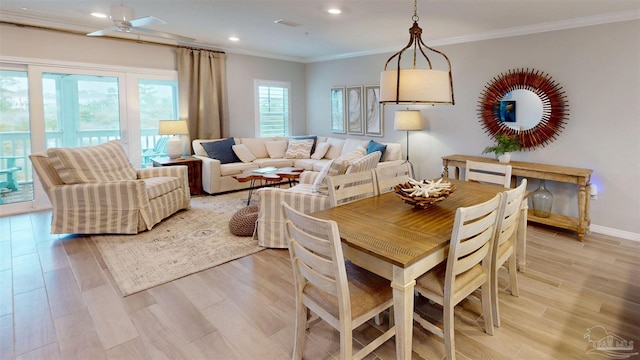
[477,68,569,150]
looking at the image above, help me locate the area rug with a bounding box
[91,191,263,296]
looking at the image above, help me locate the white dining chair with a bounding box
[283,203,396,360]
[413,192,502,360]
[326,170,377,207]
[373,162,412,194]
[491,178,527,327]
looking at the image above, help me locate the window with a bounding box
[255,80,291,137]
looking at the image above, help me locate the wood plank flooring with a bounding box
[1,210,639,360]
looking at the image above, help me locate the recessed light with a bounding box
[229,36,239,42]
[91,12,108,18]
[327,8,341,15]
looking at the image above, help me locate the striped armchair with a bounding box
[255,151,381,248]
[29,141,190,234]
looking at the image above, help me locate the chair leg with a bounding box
[340,323,353,360]
[293,302,308,360]
[443,302,456,360]
[508,254,520,297]
[481,281,494,335]
[490,263,501,328]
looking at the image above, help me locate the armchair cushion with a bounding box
[201,138,240,164]
[47,140,136,184]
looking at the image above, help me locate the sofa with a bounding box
[30,140,191,234]
[192,136,403,195]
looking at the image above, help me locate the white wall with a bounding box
[306,20,640,234]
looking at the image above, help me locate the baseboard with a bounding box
[590,224,640,242]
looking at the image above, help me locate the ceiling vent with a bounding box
[274,19,300,27]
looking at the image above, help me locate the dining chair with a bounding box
[372,162,412,194]
[283,203,396,360]
[326,170,377,207]
[413,192,502,360]
[465,160,528,272]
[491,178,527,327]
[465,160,512,187]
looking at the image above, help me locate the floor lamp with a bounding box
[158,120,189,159]
[394,110,423,178]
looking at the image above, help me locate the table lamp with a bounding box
[158,120,189,159]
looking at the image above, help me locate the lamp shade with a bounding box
[394,110,423,131]
[158,120,189,135]
[380,69,452,104]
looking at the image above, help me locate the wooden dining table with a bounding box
[311,178,505,360]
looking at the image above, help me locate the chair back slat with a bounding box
[465,160,512,188]
[495,179,528,249]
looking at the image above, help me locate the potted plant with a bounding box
[482,134,522,163]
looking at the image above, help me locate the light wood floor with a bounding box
[1,210,639,360]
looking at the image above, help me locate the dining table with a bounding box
[311,178,506,360]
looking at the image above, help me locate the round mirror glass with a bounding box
[498,89,543,131]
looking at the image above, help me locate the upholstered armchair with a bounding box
[29,140,191,235]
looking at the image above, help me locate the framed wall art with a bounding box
[330,87,345,133]
[346,86,363,135]
[364,85,383,136]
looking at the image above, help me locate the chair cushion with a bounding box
[201,138,241,164]
[284,139,314,159]
[142,176,183,200]
[304,261,392,320]
[416,262,486,297]
[47,140,137,184]
[232,144,257,163]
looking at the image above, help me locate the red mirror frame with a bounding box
[477,68,569,150]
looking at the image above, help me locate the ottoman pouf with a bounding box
[229,205,259,236]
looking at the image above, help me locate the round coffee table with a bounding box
[233,167,304,205]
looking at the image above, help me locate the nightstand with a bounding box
[151,156,202,195]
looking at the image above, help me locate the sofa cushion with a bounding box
[367,140,387,159]
[341,138,368,155]
[324,138,345,159]
[292,135,317,153]
[142,176,183,200]
[239,138,271,159]
[312,160,348,194]
[232,144,257,163]
[335,147,366,164]
[252,158,295,168]
[265,140,288,159]
[201,138,241,164]
[311,142,331,160]
[381,143,402,162]
[220,162,257,176]
[47,140,137,184]
[284,139,314,159]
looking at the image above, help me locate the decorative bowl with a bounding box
[394,179,457,209]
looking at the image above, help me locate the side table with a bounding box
[152,156,202,195]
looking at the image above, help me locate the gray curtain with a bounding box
[177,47,228,153]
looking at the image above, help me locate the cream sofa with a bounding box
[192,136,403,195]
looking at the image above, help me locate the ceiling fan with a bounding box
[87,4,194,42]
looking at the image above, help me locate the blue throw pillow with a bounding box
[292,135,317,154]
[367,140,387,159]
[201,138,241,164]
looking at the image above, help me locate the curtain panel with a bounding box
[177,47,228,153]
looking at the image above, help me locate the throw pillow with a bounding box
[47,140,137,184]
[334,147,366,164]
[265,140,288,158]
[312,160,348,194]
[292,135,317,153]
[201,138,241,164]
[311,142,331,160]
[367,140,387,159]
[232,144,257,163]
[284,139,314,159]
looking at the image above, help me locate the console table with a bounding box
[442,154,593,241]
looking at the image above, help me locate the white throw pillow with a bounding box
[265,140,288,158]
[334,147,366,164]
[284,139,314,159]
[311,142,331,160]
[232,144,257,163]
[312,160,348,194]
